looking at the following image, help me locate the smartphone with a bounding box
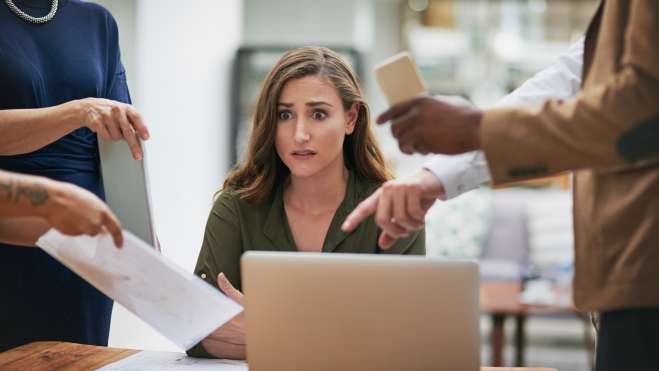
[374,51,427,106]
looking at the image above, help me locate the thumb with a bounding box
[378,232,398,250]
[218,273,244,305]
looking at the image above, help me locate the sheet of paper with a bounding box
[97,351,248,370]
[36,228,243,350]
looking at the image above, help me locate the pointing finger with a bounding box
[342,190,380,232]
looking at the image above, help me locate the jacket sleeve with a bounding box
[424,38,585,198]
[482,0,659,185]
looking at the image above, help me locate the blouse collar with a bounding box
[263,168,356,253]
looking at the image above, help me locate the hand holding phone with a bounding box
[374,51,427,106]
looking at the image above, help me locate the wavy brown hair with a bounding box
[219,46,394,204]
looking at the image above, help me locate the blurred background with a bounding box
[87,0,599,369]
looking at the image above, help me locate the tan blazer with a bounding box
[481,0,659,311]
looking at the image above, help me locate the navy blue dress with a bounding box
[0,0,130,352]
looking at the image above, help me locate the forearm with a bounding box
[200,338,246,360]
[0,217,50,247]
[483,65,659,184]
[0,170,57,218]
[0,101,82,155]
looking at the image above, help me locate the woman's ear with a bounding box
[345,102,359,135]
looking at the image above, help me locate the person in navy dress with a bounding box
[0,0,149,352]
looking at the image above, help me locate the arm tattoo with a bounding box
[16,182,50,207]
[0,178,14,201]
[0,177,50,207]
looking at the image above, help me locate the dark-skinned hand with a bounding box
[376,95,483,155]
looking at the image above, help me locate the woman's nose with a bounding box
[294,119,310,143]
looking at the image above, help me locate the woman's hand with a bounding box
[201,273,246,359]
[74,98,150,161]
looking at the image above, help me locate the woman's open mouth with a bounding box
[291,149,317,159]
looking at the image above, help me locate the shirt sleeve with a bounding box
[105,14,132,104]
[106,60,131,104]
[424,37,585,198]
[186,189,244,358]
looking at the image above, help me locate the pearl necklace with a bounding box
[4,0,58,24]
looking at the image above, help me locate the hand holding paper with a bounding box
[36,228,243,350]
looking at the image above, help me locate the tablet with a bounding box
[374,51,427,106]
[98,136,157,248]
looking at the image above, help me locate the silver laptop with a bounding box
[241,252,480,371]
[98,136,157,248]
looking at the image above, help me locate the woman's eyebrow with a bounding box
[307,101,333,107]
[278,103,293,107]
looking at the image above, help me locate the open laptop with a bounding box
[98,136,157,248]
[241,252,480,371]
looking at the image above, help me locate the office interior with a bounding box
[92,0,598,369]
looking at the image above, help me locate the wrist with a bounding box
[60,99,87,131]
[420,169,446,200]
[467,111,483,151]
[36,180,67,218]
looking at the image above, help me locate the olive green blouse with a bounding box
[186,169,425,358]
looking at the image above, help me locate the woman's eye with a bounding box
[279,111,292,120]
[312,111,327,120]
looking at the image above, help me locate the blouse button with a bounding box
[201,274,207,279]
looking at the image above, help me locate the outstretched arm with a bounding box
[343,38,587,245]
[0,170,123,247]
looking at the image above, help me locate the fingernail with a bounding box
[141,132,149,140]
[341,221,351,231]
[219,273,226,282]
[133,152,142,161]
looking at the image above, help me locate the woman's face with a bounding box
[275,75,358,179]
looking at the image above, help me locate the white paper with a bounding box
[36,228,243,350]
[97,351,248,370]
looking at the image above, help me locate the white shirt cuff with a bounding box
[423,151,491,200]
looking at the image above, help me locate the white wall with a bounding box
[99,0,243,352]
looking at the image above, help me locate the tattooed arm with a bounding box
[0,170,124,247]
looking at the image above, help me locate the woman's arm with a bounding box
[0,98,149,160]
[186,189,246,359]
[0,217,50,247]
[0,170,123,247]
[201,273,246,359]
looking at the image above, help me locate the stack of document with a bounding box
[37,229,243,350]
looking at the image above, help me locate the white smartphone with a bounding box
[374,51,427,106]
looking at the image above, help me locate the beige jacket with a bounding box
[482,0,659,311]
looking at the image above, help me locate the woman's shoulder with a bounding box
[68,1,119,28]
[212,186,275,215]
[213,187,241,210]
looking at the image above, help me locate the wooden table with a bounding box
[480,281,592,368]
[1,342,557,371]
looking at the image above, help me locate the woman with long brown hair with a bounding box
[187,46,425,359]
